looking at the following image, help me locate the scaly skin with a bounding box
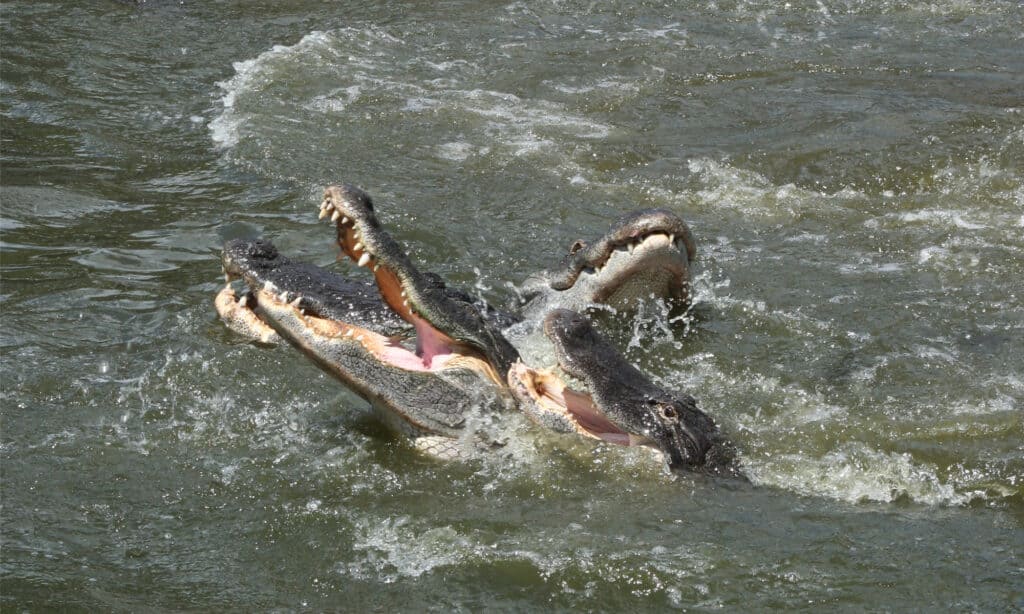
[215,186,724,470]
[521,209,696,318]
[215,238,511,455]
[510,309,739,476]
[319,184,520,378]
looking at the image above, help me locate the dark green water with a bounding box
[2,0,1022,610]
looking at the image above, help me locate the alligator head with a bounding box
[522,209,696,317]
[509,308,738,476]
[215,238,511,456]
[318,184,520,377]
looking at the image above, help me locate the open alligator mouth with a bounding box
[246,283,495,380]
[582,232,689,305]
[215,238,509,443]
[508,362,652,447]
[318,184,519,378]
[522,208,698,315]
[509,308,737,475]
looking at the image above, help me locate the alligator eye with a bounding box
[661,405,677,419]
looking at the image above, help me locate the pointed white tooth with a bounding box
[238,295,249,308]
[373,263,380,272]
[341,216,350,225]
[400,289,407,298]
[319,199,328,210]
[668,234,675,245]
[358,253,372,267]
[299,309,306,316]
[290,297,302,308]
[344,329,354,337]
[402,299,409,307]
[331,210,341,222]
[318,207,330,220]
[627,242,635,254]
[280,292,289,303]
[353,241,364,252]
[354,334,364,342]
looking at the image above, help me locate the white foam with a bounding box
[918,245,948,264]
[347,516,476,580]
[436,141,476,162]
[307,86,362,114]
[210,30,337,148]
[899,209,987,230]
[747,442,972,505]
[838,260,904,275]
[209,28,613,182]
[686,157,865,219]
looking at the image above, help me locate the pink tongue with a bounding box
[412,314,454,368]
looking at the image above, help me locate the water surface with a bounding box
[2,0,1022,610]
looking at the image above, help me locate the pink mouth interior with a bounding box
[412,314,456,368]
[515,364,634,446]
[374,313,459,372]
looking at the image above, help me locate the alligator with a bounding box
[216,237,511,458]
[519,208,696,319]
[216,184,725,472]
[509,309,739,476]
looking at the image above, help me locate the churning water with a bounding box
[2,0,1022,610]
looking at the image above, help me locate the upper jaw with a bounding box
[318,184,520,378]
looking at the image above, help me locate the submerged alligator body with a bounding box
[216,184,733,474]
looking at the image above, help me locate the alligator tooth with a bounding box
[238,294,249,308]
[341,216,350,225]
[290,296,302,308]
[400,289,407,298]
[299,309,306,316]
[280,292,290,303]
[627,242,635,254]
[357,253,372,267]
[354,334,364,343]
[353,241,364,252]
[344,329,354,337]
[668,233,675,246]
[331,210,341,222]
[318,207,330,220]
[372,263,380,272]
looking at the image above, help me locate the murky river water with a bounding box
[2,0,1022,610]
